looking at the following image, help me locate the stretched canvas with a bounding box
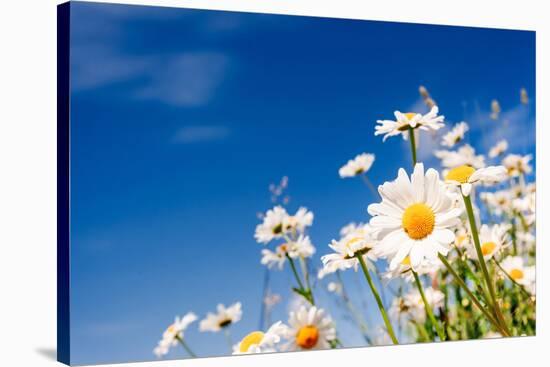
[57,1,536,365]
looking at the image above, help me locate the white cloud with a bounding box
[134,53,228,106]
[172,125,230,144]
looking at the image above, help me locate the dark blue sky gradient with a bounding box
[68,2,535,364]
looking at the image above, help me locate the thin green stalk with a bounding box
[361,174,379,198]
[412,270,446,341]
[286,253,305,290]
[408,126,417,166]
[336,271,373,345]
[286,253,314,305]
[223,329,233,352]
[438,254,509,336]
[356,254,398,344]
[462,194,510,334]
[175,335,197,358]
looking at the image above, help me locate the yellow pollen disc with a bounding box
[509,268,524,280]
[278,243,288,253]
[401,256,411,266]
[402,203,435,240]
[166,325,175,333]
[239,331,264,353]
[456,234,467,246]
[481,241,497,256]
[345,237,363,250]
[404,112,417,120]
[445,165,476,184]
[296,325,319,349]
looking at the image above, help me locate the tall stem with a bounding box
[361,174,378,198]
[223,329,233,352]
[356,254,398,344]
[438,254,509,336]
[175,335,197,358]
[462,194,509,334]
[286,253,305,290]
[408,126,417,166]
[286,253,314,305]
[412,270,446,341]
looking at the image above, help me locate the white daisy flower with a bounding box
[375,106,445,141]
[199,302,242,332]
[435,144,485,169]
[500,256,535,293]
[453,225,471,249]
[255,206,290,244]
[232,321,287,354]
[321,224,378,276]
[444,165,507,196]
[289,234,316,258]
[368,163,462,271]
[403,287,445,323]
[502,154,533,177]
[261,235,316,270]
[441,121,469,147]
[480,190,512,216]
[153,312,197,357]
[261,246,287,270]
[489,140,508,158]
[339,153,375,178]
[382,255,439,282]
[467,224,509,260]
[282,306,336,351]
[284,207,314,233]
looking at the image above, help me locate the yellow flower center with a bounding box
[481,241,497,256]
[296,325,319,349]
[404,112,417,120]
[166,324,176,334]
[239,331,265,353]
[456,234,467,246]
[345,237,363,250]
[278,243,289,253]
[401,256,411,266]
[509,268,524,280]
[402,203,435,240]
[445,165,476,184]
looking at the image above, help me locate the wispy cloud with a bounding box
[172,125,230,144]
[134,52,228,107]
[70,4,230,107]
[473,103,535,155]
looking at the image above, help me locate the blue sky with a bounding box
[68,1,535,364]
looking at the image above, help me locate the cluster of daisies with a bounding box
[154,302,338,357]
[154,87,535,359]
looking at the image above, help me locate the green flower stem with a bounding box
[462,194,510,334]
[175,335,197,358]
[286,253,305,290]
[412,270,446,341]
[361,174,379,198]
[286,253,314,305]
[223,328,234,352]
[492,258,535,302]
[438,254,510,336]
[300,256,315,305]
[408,126,417,166]
[356,254,399,344]
[336,271,373,345]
